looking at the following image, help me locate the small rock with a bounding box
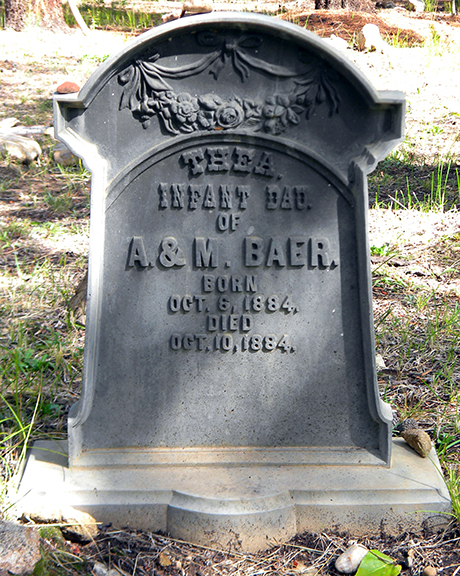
[405,548,415,568]
[93,562,109,576]
[161,9,182,22]
[54,141,79,166]
[56,81,80,94]
[375,1,395,7]
[0,117,19,130]
[93,561,128,576]
[406,0,424,11]
[422,567,437,576]
[402,428,432,458]
[61,507,98,542]
[375,353,386,370]
[0,521,41,576]
[357,24,388,53]
[23,504,62,524]
[335,543,369,574]
[0,133,41,162]
[182,0,213,13]
[158,552,173,567]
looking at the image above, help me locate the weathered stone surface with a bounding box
[16,13,451,551]
[59,13,401,467]
[0,521,41,576]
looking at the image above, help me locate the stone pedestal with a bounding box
[18,439,450,551]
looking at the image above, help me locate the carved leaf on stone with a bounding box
[117,32,341,134]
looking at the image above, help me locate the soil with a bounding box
[1,6,460,575]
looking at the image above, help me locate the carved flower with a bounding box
[197,109,216,129]
[262,95,301,135]
[170,92,199,126]
[215,100,244,129]
[262,96,288,135]
[199,94,223,110]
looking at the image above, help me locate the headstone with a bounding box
[17,13,450,551]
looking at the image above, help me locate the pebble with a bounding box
[93,560,129,576]
[405,548,415,568]
[357,24,389,53]
[402,428,432,458]
[54,141,79,166]
[422,567,437,576]
[335,543,369,574]
[56,81,80,94]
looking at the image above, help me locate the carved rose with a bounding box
[215,101,244,129]
[170,92,199,126]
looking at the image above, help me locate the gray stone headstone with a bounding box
[18,13,450,551]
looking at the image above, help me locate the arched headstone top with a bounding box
[55,13,404,183]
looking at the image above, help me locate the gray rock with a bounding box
[406,0,425,11]
[0,521,41,576]
[357,24,389,52]
[335,544,369,574]
[53,141,78,166]
[0,133,41,162]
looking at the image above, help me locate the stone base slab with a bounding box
[15,439,451,552]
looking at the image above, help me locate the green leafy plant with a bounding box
[356,551,401,576]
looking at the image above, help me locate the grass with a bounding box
[0,134,89,518]
[369,155,460,211]
[62,1,159,31]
